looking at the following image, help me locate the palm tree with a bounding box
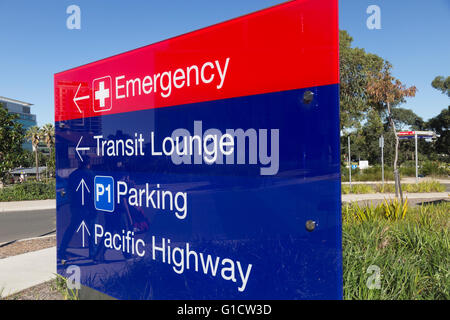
[41,123,55,150]
[41,123,55,178]
[25,126,42,180]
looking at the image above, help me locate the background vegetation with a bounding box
[0,180,56,201]
[0,102,54,185]
[339,30,449,178]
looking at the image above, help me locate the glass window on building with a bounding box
[0,96,37,151]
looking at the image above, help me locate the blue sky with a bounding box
[0,0,448,126]
[340,0,450,123]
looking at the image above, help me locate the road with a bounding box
[0,209,55,244]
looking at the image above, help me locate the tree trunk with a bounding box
[34,146,39,181]
[387,102,403,201]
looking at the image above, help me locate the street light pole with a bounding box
[380,135,384,189]
[348,135,351,191]
[415,132,418,184]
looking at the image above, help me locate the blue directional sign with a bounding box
[55,0,342,300]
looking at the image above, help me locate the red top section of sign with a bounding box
[54,0,339,122]
[398,131,415,136]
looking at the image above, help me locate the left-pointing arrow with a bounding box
[76,136,90,162]
[76,178,90,206]
[73,83,90,113]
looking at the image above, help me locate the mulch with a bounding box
[0,235,56,259]
[3,280,64,300]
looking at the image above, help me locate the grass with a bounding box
[53,274,79,300]
[0,278,69,300]
[342,184,375,194]
[342,181,446,194]
[342,166,395,182]
[343,200,449,300]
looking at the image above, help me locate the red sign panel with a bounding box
[55,0,339,122]
[398,131,415,136]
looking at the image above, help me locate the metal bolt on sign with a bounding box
[303,91,314,104]
[305,220,316,232]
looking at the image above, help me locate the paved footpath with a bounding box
[342,177,450,185]
[342,192,449,203]
[0,199,56,213]
[0,247,56,298]
[0,199,57,298]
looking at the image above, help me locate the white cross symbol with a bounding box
[95,81,110,108]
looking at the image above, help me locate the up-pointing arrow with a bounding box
[73,83,90,113]
[76,136,90,162]
[76,178,90,206]
[76,220,91,248]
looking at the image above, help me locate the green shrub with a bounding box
[0,181,55,201]
[399,166,417,177]
[341,166,395,182]
[341,185,350,194]
[374,184,396,193]
[343,202,384,223]
[342,184,376,194]
[354,184,375,194]
[343,199,409,222]
[382,198,408,221]
[403,181,446,193]
[421,161,450,177]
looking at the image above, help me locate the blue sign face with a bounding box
[56,85,342,299]
[55,1,341,300]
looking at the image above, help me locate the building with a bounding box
[0,96,37,151]
[9,166,47,183]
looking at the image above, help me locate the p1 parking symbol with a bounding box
[94,176,114,212]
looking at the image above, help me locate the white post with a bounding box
[348,136,352,191]
[415,132,418,184]
[380,136,384,188]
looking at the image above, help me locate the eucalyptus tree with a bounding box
[367,62,417,200]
